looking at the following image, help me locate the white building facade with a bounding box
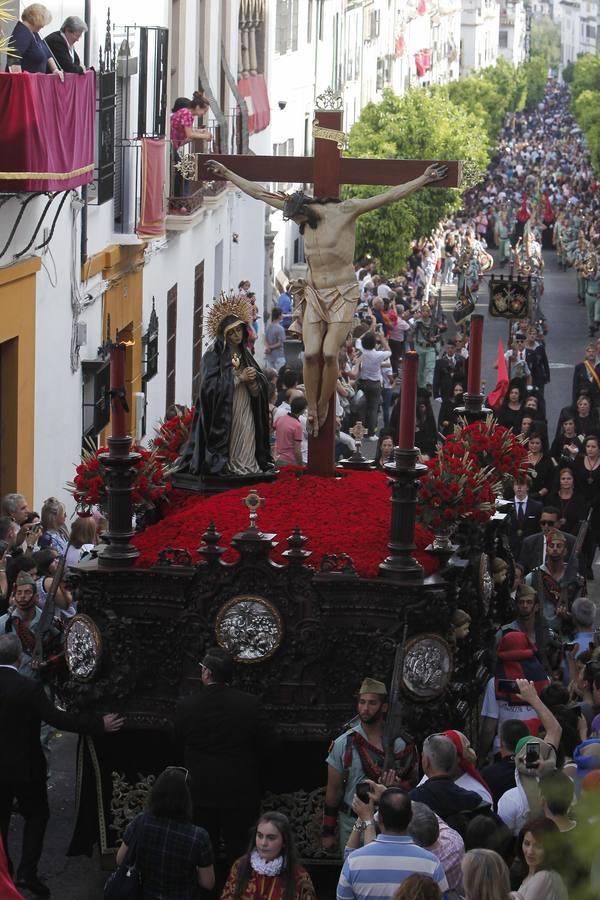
[498,0,530,65]
[560,0,598,66]
[0,0,269,509]
[460,0,501,76]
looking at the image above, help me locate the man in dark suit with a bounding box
[519,506,576,575]
[507,477,543,559]
[44,16,87,74]
[0,633,123,897]
[572,344,600,408]
[432,339,467,401]
[174,647,273,865]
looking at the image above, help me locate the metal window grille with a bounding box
[166,284,178,412]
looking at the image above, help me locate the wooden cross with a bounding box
[187,89,462,477]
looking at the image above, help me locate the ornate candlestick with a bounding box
[243,489,265,531]
[339,421,373,470]
[458,314,491,421]
[379,352,425,582]
[98,326,140,568]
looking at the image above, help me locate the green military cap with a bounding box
[15,571,36,589]
[359,677,387,696]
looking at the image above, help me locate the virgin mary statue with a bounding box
[175,294,274,477]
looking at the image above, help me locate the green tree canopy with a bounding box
[571,53,600,100]
[344,89,489,272]
[569,55,600,176]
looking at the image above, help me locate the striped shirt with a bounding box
[336,834,449,899]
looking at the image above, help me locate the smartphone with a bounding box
[563,641,577,653]
[525,742,540,768]
[355,781,371,804]
[498,678,519,693]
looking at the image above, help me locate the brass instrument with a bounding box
[454,244,472,272]
[582,245,598,278]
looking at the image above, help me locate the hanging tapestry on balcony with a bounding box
[0,70,95,192]
[137,138,166,238]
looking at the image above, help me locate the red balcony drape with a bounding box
[137,138,166,238]
[0,70,95,192]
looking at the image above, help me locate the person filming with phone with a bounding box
[495,678,562,836]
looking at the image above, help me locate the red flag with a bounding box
[415,52,425,77]
[418,0,427,13]
[488,339,509,410]
[516,191,530,223]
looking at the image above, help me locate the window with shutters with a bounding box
[166,284,177,413]
[192,263,204,398]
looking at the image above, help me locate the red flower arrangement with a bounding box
[67,442,171,514]
[417,450,496,530]
[132,468,439,579]
[151,407,193,463]
[443,416,529,485]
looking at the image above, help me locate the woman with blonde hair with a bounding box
[39,497,69,555]
[6,4,62,75]
[462,848,511,900]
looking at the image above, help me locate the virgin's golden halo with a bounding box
[206,292,253,340]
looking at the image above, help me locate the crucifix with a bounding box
[179,88,462,477]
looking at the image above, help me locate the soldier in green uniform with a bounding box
[573,234,590,306]
[585,247,600,337]
[321,677,416,854]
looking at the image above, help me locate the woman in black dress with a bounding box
[554,394,600,443]
[438,381,465,436]
[497,384,523,432]
[550,416,584,466]
[574,435,600,576]
[546,466,589,536]
[527,432,556,501]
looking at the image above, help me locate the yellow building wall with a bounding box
[0,257,41,501]
[98,245,145,440]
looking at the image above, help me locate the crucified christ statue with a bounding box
[206,159,448,436]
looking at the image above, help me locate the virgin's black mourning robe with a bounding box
[175,336,273,476]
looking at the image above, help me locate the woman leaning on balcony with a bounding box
[5,4,63,77]
[170,92,212,208]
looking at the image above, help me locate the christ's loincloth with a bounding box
[288,279,359,335]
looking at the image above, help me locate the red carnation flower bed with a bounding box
[133,468,439,578]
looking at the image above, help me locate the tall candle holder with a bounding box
[379,351,425,581]
[98,322,140,568]
[378,447,427,582]
[457,314,491,422]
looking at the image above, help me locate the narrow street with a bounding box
[9,250,592,899]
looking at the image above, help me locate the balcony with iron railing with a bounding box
[114,112,242,236]
[165,112,242,228]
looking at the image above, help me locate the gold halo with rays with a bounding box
[206,292,253,341]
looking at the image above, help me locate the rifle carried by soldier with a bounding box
[382,621,417,785]
[32,542,71,671]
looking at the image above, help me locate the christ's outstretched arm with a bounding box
[206,160,286,211]
[346,164,448,218]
